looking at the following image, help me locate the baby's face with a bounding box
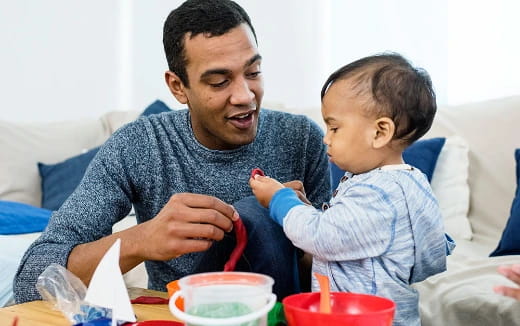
[321,79,378,174]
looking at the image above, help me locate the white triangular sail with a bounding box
[84,238,136,323]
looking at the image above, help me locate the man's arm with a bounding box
[14,192,237,303]
[14,120,238,303]
[67,193,237,286]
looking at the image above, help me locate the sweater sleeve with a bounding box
[282,181,400,261]
[13,122,147,303]
[269,188,306,226]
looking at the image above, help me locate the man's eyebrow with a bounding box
[244,54,262,68]
[200,54,262,80]
[200,68,230,80]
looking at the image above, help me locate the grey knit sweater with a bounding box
[14,108,331,303]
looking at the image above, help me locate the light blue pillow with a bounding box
[38,100,172,211]
[0,200,52,235]
[490,149,520,256]
[330,137,446,190]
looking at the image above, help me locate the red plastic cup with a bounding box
[282,292,395,326]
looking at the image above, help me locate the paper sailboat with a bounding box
[84,238,136,324]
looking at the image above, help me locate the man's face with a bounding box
[168,24,264,150]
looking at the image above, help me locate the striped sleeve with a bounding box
[283,180,402,261]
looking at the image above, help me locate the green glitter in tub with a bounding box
[187,302,260,326]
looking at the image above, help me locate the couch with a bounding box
[1,96,520,325]
[0,109,148,307]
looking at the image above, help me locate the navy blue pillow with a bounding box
[140,99,171,116]
[0,200,52,234]
[39,147,99,211]
[38,100,172,211]
[490,149,520,257]
[330,137,446,190]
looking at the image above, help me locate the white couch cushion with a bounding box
[0,111,140,207]
[427,96,520,245]
[0,119,109,207]
[431,136,472,240]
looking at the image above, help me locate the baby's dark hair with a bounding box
[163,0,257,87]
[321,53,436,145]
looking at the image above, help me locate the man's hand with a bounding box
[494,264,520,300]
[136,193,239,261]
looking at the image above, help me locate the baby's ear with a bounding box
[372,117,395,149]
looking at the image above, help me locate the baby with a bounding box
[250,53,454,326]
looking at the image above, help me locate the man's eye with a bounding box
[210,80,229,88]
[330,127,338,133]
[247,71,261,79]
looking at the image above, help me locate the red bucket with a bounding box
[282,292,395,326]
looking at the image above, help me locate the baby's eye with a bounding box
[329,127,338,133]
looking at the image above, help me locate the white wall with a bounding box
[0,1,121,122]
[1,1,519,122]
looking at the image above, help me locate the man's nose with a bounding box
[229,78,255,105]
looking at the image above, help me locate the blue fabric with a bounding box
[403,137,446,182]
[269,188,305,226]
[330,137,446,190]
[140,99,171,116]
[192,196,301,299]
[38,100,172,211]
[39,147,99,211]
[490,149,520,257]
[0,200,52,235]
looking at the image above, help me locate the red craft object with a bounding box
[223,218,248,271]
[250,168,265,178]
[130,296,170,305]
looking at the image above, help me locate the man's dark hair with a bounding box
[321,53,437,145]
[163,0,257,87]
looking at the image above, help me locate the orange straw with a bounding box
[314,273,331,313]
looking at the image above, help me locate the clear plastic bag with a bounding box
[36,263,111,324]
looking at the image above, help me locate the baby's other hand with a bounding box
[249,175,285,208]
[283,180,311,205]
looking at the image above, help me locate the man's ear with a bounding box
[165,71,188,104]
[372,117,395,149]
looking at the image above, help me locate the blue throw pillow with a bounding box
[0,200,52,234]
[490,149,520,257]
[330,137,446,190]
[39,147,99,211]
[38,100,172,211]
[140,99,171,116]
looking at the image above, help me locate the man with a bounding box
[14,0,330,303]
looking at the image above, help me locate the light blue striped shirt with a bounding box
[270,165,453,326]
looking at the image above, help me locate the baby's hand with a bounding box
[249,174,285,208]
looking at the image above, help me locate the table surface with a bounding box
[0,288,180,326]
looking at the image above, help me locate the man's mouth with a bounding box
[228,110,256,129]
